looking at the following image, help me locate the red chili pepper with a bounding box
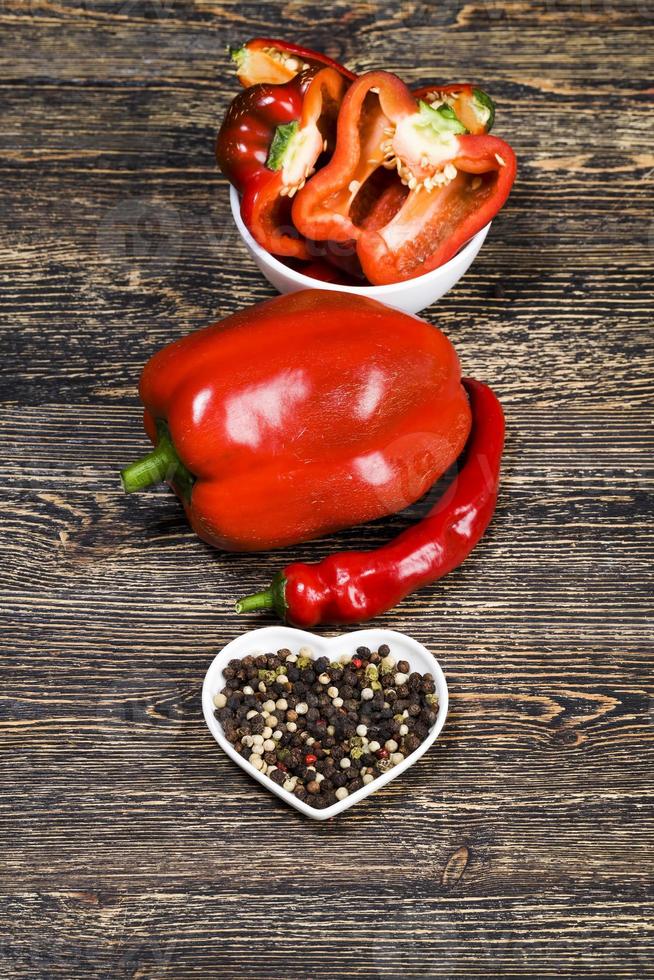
[236,377,504,624]
[230,37,356,87]
[292,70,516,284]
[217,67,348,258]
[304,753,318,765]
[119,290,472,553]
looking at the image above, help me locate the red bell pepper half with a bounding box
[292,70,515,284]
[230,37,356,87]
[412,83,495,134]
[216,67,348,258]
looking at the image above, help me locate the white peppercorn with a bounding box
[399,724,409,736]
[318,672,331,684]
[327,686,339,698]
[246,709,258,720]
[362,773,374,785]
[275,698,288,711]
[335,787,349,800]
[368,740,381,752]
[242,685,254,696]
[390,752,404,765]
[276,674,289,685]
[267,716,278,728]
[213,693,227,708]
[394,672,409,686]
[385,739,398,752]
[263,739,275,752]
[356,724,368,737]
[340,757,351,769]
[332,697,344,708]
[263,699,276,712]
[287,721,297,732]
[262,726,273,739]
[361,687,374,700]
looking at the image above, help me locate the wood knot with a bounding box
[442,845,469,887]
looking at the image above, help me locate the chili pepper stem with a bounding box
[120,440,179,493]
[236,572,287,617]
[235,589,275,614]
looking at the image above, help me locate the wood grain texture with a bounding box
[1,1,653,977]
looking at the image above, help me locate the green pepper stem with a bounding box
[235,572,288,619]
[235,589,275,614]
[120,440,179,493]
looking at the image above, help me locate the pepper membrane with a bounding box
[120,290,472,552]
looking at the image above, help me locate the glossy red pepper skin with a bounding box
[292,70,516,284]
[216,73,309,192]
[217,68,347,258]
[231,37,356,87]
[237,378,503,623]
[120,290,472,553]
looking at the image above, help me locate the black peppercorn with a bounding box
[213,645,436,810]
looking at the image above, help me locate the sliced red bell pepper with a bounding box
[412,83,495,134]
[216,67,348,259]
[230,37,356,87]
[292,70,516,283]
[230,39,495,133]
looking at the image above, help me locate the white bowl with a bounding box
[202,625,448,820]
[229,185,489,314]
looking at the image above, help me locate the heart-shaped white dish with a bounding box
[202,626,449,820]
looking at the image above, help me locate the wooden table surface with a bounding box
[2,1,652,977]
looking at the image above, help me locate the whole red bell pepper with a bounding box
[292,70,516,283]
[216,67,348,258]
[236,377,504,624]
[120,290,472,552]
[230,37,356,87]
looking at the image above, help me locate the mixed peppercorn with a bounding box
[213,644,439,809]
